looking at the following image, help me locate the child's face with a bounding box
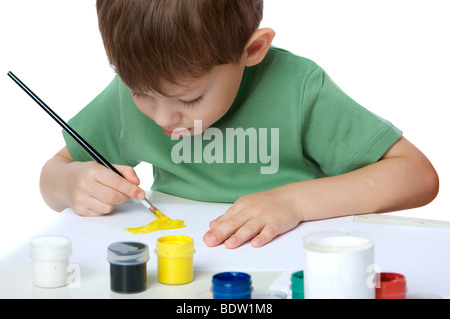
[131,60,246,137]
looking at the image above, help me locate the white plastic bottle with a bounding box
[30,236,72,288]
[303,230,375,299]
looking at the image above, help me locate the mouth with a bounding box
[163,128,192,137]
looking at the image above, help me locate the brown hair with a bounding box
[96,0,263,95]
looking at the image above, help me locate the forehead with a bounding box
[160,75,211,97]
[132,63,240,97]
[130,70,211,98]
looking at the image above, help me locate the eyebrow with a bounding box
[133,89,205,100]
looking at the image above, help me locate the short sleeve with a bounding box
[62,76,136,166]
[301,67,402,176]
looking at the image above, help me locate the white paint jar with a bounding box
[303,230,375,299]
[30,236,72,288]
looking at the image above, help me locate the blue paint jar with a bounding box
[212,272,253,299]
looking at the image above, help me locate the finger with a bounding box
[72,196,114,217]
[209,215,223,228]
[75,208,104,218]
[88,196,115,216]
[209,202,243,226]
[207,204,238,229]
[97,166,145,201]
[204,213,250,247]
[251,224,279,248]
[224,220,264,249]
[92,184,131,206]
[115,165,141,185]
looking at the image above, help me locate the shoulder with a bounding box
[260,47,320,76]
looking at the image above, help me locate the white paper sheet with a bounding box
[13,203,305,271]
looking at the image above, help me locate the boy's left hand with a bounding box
[203,188,304,249]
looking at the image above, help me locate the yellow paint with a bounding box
[156,236,195,285]
[124,212,186,235]
[153,210,165,219]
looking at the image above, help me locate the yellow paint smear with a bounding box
[125,210,186,235]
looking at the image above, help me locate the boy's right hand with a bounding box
[64,161,146,217]
[41,147,146,216]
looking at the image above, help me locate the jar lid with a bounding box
[30,236,72,260]
[376,273,407,299]
[156,236,195,257]
[291,271,304,289]
[303,230,374,253]
[291,271,304,286]
[212,272,252,292]
[107,242,149,266]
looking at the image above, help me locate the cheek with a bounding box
[202,69,243,123]
[133,99,152,118]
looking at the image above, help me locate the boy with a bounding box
[40,0,439,249]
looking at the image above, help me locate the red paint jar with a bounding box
[376,273,407,299]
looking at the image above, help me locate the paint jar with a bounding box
[376,273,407,299]
[303,230,375,299]
[212,272,253,299]
[155,236,195,285]
[291,271,305,299]
[30,236,72,288]
[107,242,149,294]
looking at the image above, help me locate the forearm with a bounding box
[283,138,439,221]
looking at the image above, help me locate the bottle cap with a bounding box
[291,271,305,299]
[30,236,72,261]
[107,242,149,266]
[303,230,374,253]
[212,272,253,299]
[376,273,407,299]
[156,236,195,258]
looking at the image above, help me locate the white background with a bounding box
[0,0,449,257]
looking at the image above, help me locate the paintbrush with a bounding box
[7,71,164,218]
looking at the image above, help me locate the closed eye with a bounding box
[132,92,147,98]
[178,96,204,108]
[132,91,204,108]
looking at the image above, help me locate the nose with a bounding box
[151,102,182,129]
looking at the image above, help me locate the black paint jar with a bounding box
[107,242,150,294]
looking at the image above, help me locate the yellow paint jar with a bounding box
[156,236,195,285]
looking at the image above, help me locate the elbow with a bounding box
[417,161,440,208]
[381,137,439,210]
[426,167,440,205]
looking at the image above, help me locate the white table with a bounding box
[1,192,449,299]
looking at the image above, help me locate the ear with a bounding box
[243,28,276,67]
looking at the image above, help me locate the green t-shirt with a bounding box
[63,47,402,203]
